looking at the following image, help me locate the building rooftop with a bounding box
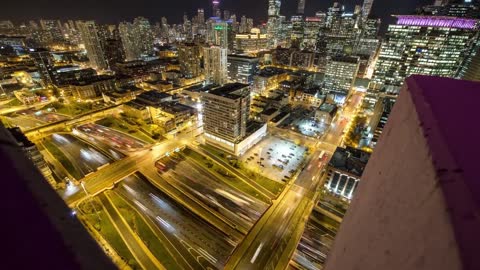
[137,91,172,105]
[69,75,115,86]
[395,15,479,29]
[329,146,371,177]
[208,82,250,99]
[159,101,196,114]
[184,83,217,93]
[330,56,360,64]
[319,103,337,114]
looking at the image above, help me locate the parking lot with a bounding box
[240,136,307,183]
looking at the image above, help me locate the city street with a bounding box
[226,91,364,270]
[116,174,237,270]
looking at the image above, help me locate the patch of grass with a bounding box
[183,148,274,202]
[50,101,95,116]
[96,117,156,144]
[42,139,82,180]
[199,145,284,196]
[109,192,181,270]
[6,98,22,106]
[79,199,141,269]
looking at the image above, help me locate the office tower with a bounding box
[39,19,64,43]
[303,17,322,50]
[210,20,229,48]
[291,15,304,48]
[326,2,343,28]
[7,127,55,187]
[458,37,480,81]
[362,0,374,20]
[324,56,360,93]
[371,15,480,94]
[103,38,125,69]
[202,82,250,147]
[118,22,137,61]
[267,0,282,48]
[324,75,480,270]
[434,0,450,6]
[240,16,247,33]
[133,17,154,57]
[118,17,154,61]
[161,17,169,42]
[178,43,202,78]
[224,10,231,21]
[213,0,221,18]
[246,18,254,33]
[227,55,260,84]
[234,30,268,53]
[203,46,228,85]
[29,48,56,86]
[77,21,108,70]
[198,9,205,24]
[297,0,306,15]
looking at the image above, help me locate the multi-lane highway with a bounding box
[115,174,237,270]
[161,153,270,232]
[48,133,120,177]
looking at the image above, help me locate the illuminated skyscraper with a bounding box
[290,15,304,48]
[178,43,202,78]
[362,0,374,20]
[371,15,480,94]
[213,0,221,18]
[201,83,251,154]
[77,21,108,70]
[267,0,282,48]
[118,17,154,61]
[227,55,260,84]
[197,9,205,24]
[203,46,228,85]
[29,48,56,86]
[297,0,306,15]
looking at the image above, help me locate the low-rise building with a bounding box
[252,68,288,96]
[70,75,116,100]
[7,127,55,187]
[325,146,371,200]
[315,103,337,124]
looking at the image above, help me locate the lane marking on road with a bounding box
[250,243,264,264]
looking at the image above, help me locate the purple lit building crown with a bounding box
[395,15,478,30]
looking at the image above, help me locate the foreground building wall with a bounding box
[324,76,480,270]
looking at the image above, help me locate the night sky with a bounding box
[1,0,432,26]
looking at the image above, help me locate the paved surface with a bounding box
[240,136,307,183]
[75,123,148,153]
[226,91,365,270]
[99,192,161,270]
[48,133,117,177]
[161,153,270,232]
[115,174,236,270]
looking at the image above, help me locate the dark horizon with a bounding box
[1,0,430,26]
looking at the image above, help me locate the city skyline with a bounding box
[1,0,479,269]
[1,0,431,28]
